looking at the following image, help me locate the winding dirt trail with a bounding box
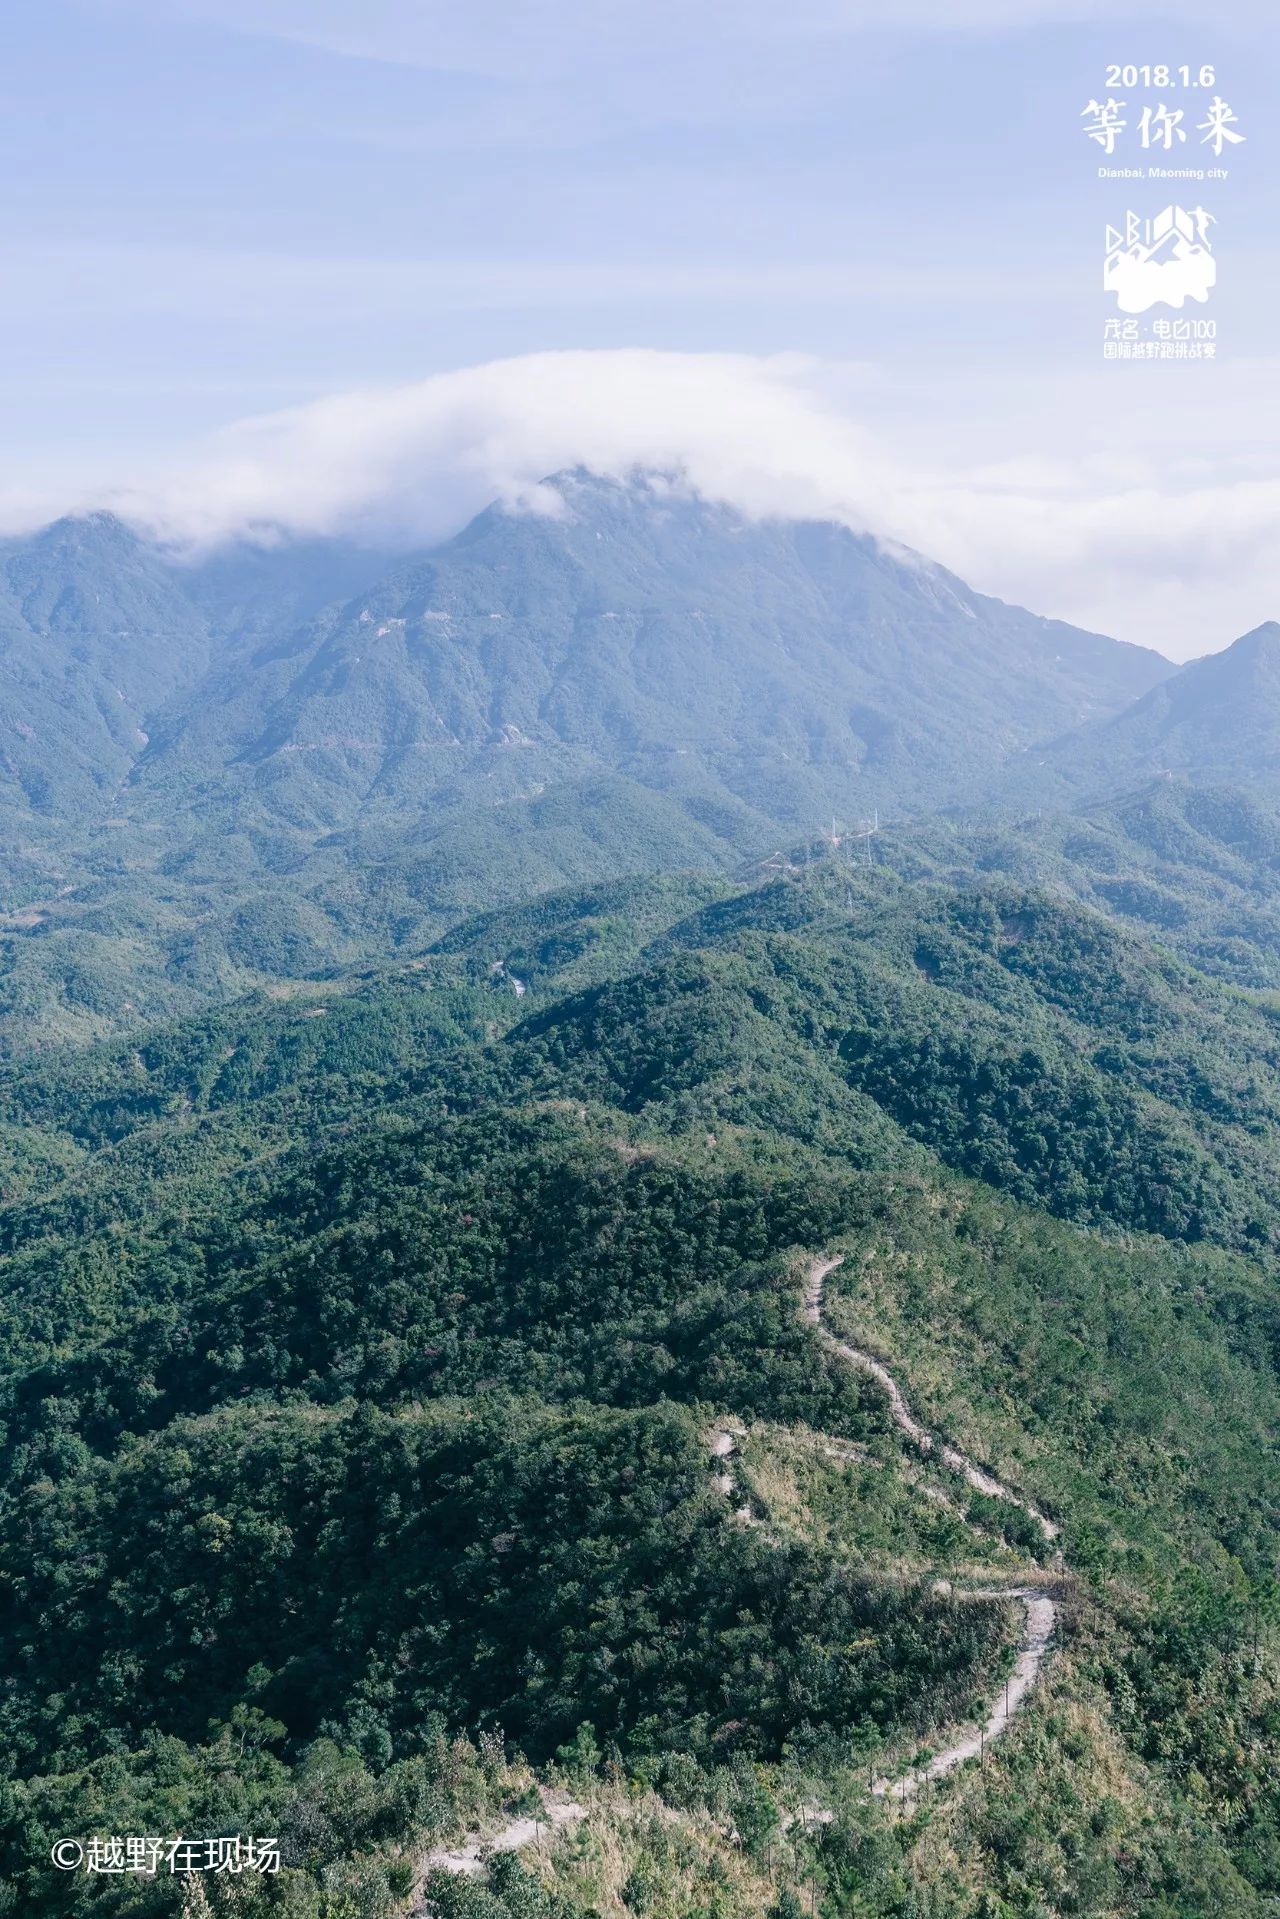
[804,1254,1060,1800]
[804,1257,1059,1544]
[418,1252,1063,1886]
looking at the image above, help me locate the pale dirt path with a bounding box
[418,1790,586,1886]
[803,1254,1061,1800]
[804,1256,1059,1543]
[710,1424,737,1497]
[420,1252,1064,1883]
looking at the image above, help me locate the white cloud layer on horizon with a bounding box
[14,348,1280,663]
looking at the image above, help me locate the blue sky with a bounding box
[2,0,1277,655]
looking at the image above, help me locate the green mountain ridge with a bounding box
[2,863,1280,1914]
[0,472,1206,1058]
[5,473,1280,1917]
[832,776,1280,987]
[994,621,1280,807]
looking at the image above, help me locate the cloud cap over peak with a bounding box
[17,348,1280,663]
[106,350,884,552]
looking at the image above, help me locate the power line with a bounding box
[851,807,880,866]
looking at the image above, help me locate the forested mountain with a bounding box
[0,512,212,824]
[995,622,1280,807]
[3,475,1280,1919]
[118,470,1168,845]
[0,514,384,825]
[3,474,1169,842]
[853,777,1280,987]
[2,863,1280,1914]
[1,475,1179,1057]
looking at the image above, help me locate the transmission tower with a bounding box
[851,807,880,866]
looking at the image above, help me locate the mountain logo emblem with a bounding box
[1103,206,1216,314]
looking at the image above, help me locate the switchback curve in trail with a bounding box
[419,1251,1065,1887]
[804,1256,1060,1544]
[804,1253,1061,1801]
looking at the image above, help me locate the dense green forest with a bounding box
[1,854,1279,1916]
[4,217,1280,1919]
[0,475,1211,1062]
[4,485,1279,1074]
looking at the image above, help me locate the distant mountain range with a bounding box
[7,469,1280,1919]
[995,620,1280,804]
[3,471,1169,839]
[0,509,383,825]
[0,468,1274,1051]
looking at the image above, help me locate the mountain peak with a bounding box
[547,465,702,509]
[1174,621,1280,696]
[30,508,142,552]
[1212,619,1280,661]
[994,615,1280,807]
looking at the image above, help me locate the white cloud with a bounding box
[20,348,1280,661]
[101,351,886,548]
